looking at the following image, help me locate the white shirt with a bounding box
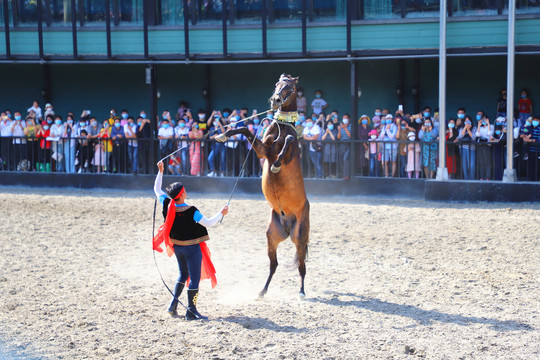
[158,126,174,146]
[0,120,13,137]
[303,124,321,152]
[175,125,190,149]
[27,106,42,120]
[311,99,327,115]
[49,124,64,139]
[124,123,138,147]
[12,121,27,144]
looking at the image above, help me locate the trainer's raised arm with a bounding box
[197,205,229,227]
[154,161,166,199]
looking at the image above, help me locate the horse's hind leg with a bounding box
[292,202,310,299]
[259,210,288,299]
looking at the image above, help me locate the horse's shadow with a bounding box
[215,316,313,333]
[308,292,533,332]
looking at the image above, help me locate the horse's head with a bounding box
[270,74,299,111]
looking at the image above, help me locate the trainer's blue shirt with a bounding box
[159,194,203,222]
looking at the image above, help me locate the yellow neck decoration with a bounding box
[274,111,299,124]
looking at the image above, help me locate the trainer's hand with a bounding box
[221,205,229,216]
[157,161,164,173]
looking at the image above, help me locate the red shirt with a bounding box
[519,98,532,114]
[37,129,51,149]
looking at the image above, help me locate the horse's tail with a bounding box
[292,243,309,267]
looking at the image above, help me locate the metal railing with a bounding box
[0,136,539,181]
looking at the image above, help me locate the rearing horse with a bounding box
[216,74,310,299]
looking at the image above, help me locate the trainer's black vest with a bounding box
[163,198,209,242]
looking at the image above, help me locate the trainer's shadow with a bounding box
[215,316,309,333]
[308,292,533,332]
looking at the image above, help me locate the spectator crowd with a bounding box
[1,87,539,181]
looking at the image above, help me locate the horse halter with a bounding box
[272,80,296,108]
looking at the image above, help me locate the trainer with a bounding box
[153,160,228,320]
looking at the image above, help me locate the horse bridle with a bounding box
[273,80,296,107]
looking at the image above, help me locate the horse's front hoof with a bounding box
[298,292,306,301]
[270,163,281,173]
[215,133,228,143]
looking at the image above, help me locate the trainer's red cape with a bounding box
[153,199,217,288]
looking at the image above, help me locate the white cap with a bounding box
[45,103,52,108]
[385,114,393,119]
[496,116,506,122]
[407,131,416,138]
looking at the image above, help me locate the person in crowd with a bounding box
[137,115,151,174]
[189,121,204,176]
[321,120,338,178]
[76,129,90,173]
[208,117,226,177]
[168,153,182,175]
[337,114,352,180]
[374,108,382,118]
[244,120,261,177]
[111,118,126,173]
[311,90,328,116]
[86,117,101,171]
[24,117,38,171]
[119,110,129,126]
[27,101,42,121]
[406,131,422,179]
[378,114,398,178]
[62,115,76,173]
[445,118,459,178]
[0,113,13,170]
[496,89,507,117]
[153,160,228,320]
[175,117,190,175]
[303,116,323,178]
[295,112,305,139]
[158,119,175,161]
[124,117,138,174]
[518,89,533,124]
[44,103,54,118]
[475,113,493,180]
[176,101,189,121]
[368,129,379,177]
[490,116,507,180]
[49,116,65,172]
[327,110,339,125]
[457,115,477,179]
[397,117,413,178]
[92,120,112,173]
[11,112,26,170]
[357,115,371,176]
[419,117,438,179]
[36,120,52,172]
[108,108,120,126]
[296,87,307,113]
[196,109,208,133]
[224,116,242,177]
[523,115,540,181]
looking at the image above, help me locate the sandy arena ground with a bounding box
[0,186,539,359]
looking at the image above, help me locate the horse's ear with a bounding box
[292,76,299,84]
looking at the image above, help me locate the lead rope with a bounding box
[219,122,265,223]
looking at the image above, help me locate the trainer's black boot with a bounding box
[167,282,185,316]
[185,289,208,321]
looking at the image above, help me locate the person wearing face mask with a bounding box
[92,120,113,173]
[158,119,175,165]
[49,116,65,172]
[62,115,77,173]
[337,114,352,179]
[445,119,459,179]
[24,117,39,171]
[27,101,42,121]
[36,121,52,172]
[518,89,533,124]
[10,112,26,171]
[523,115,540,180]
[174,118,190,176]
[310,90,328,116]
[136,116,152,174]
[406,131,421,178]
[322,120,338,178]
[119,110,129,126]
[368,129,380,177]
[457,116,477,179]
[496,89,507,117]
[475,113,493,180]
[0,113,13,169]
[124,117,138,174]
[108,108,119,126]
[302,117,323,178]
[396,117,413,178]
[111,118,127,173]
[489,116,507,180]
[378,114,398,178]
[296,87,307,113]
[419,118,438,179]
[357,115,371,176]
[196,109,208,133]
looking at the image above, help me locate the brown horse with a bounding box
[216,74,310,299]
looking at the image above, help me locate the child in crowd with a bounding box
[168,153,182,175]
[311,90,328,115]
[296,87,307,113]
[368,129,379,177]
[518,88,533,123]
[76,129,89,173]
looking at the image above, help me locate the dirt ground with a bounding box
[0,186,539,359]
